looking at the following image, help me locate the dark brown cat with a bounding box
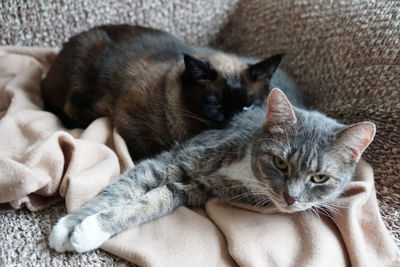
[41,24,283,162]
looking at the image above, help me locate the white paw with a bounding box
[70,215,111,253]
[49,217,74,252]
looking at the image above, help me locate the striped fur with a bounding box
[49,89,375,252]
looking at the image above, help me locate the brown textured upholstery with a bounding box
[1,0,398,264]
[216,0,400,246]
[1,0,238,47]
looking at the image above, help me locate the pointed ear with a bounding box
[183,54,216,81]
[335,122,376,162]
[264,88,297,132]
[248,53,284,81]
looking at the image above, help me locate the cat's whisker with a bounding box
[315,205,343,232]
[325,205,340,214]
[323,202,350,209]
[319,202,348,217]
[252,194,271,204]
[227,191,258,201]
[238,180,273,192]
[310,206,321,220]
[253,197,272,208]
[227,190,268,204]
[324,207,339,216]
[228,190,267,200]
[227,195,257,204]
[264,188,280,200]
[241,180,270,188]
[222,180,269,191]
[323,206,345,223]
[306,209,316,219]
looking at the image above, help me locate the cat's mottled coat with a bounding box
[41,24,288,162]
[49,89,375,253]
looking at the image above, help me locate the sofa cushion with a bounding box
[217,0,400,245]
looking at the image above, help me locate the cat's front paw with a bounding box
[49,217,74,252]
[70,214,112,253]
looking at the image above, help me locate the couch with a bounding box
[1,0,399,265]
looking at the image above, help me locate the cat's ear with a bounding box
[248,53,284,81]
[183,54,216,81]
[264,88,297,132]
[335,122,376,162]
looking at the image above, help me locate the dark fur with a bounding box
[41,24,283,161]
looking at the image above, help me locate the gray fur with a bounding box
[49,89,374,253]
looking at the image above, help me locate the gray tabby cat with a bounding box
[49,89,375,253]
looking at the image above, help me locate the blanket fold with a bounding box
[0,46,399,266]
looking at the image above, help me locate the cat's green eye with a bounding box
[311,175,330,184]
[273,156,288,171]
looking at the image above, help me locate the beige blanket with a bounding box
[0,46,399,266]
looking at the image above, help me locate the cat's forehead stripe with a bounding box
[316,155,322,173]
[294,146,308,170]
[308,147,319,171]
[287,147,299,161]
[287,132,325,173]
[299,148,310,170]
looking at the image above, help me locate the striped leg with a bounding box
[49,160,164,252]
[68,182,207,252]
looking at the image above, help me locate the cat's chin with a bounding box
[269,199,310,214]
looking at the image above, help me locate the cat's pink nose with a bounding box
[284,193,297,205]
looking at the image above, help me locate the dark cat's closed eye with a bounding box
[204,95,221,106]
[198,94,225,123]
[41,25,283,163]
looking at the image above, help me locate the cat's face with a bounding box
[181,53,283,128]
[251,89,376,213]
